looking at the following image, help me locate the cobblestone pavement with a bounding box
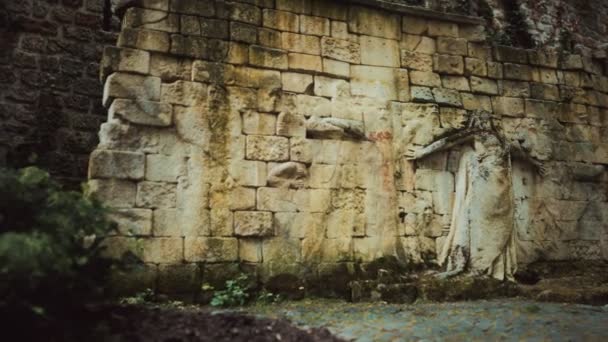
[244,299,608,341]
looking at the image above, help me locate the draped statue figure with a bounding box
[405,111,545,281]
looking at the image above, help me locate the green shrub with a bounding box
[207,273,251,307]
[0,167,115,317]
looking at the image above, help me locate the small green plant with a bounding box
[207,273,251,307]
[257,290,283,304]
[119,288,155,305]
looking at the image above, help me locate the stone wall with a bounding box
[0,0,118,185]
[90,0,608,295]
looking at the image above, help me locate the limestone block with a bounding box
[101,47,150,79]
[274,212,325,238]
[229,160,266,187]
[257,187,298,212]
[332,96,387,121]
[439,107,467,130]
[171,34,228,60]
[311,139,341,164]
[400,34,436,54]
[294,188,332,212]
[239,239,263,263]
[160,80,207,106]
[415,169,454,192]
[529,50,559,68]
[309,164,340,188]
[276,112,306,137]
[468,42,491,59]
[228,1,261,25]
[290,137,313,163]
[411,86,434,103]
[242,111,277,135]
[170,0,214,15]
[142,238,183,263]
[288,53,322,72]
[460,93,492,112]
[499,80,530,97]
[282,72,313,93]
[123,8,179,33]
[323,58,350,78]
[470,76,498,95]
[348,6,400,39]
[330,20,349,39]
[103,73,161,107]
[503,63,532,81]
[109,209,153,236]
[321,37,361,64]
[209,209,233,237]
[530,83,560,101]
[267,162,308,188]
[396,69,411,102]
[192,61,236,84]
[234,211,274,237]
[464,58,487,77]
[326,210,365,238]
[487,62,503,79]
[157,263,201,294]
[433,54,464,75]
[441,75,470,91]
[180,15,200,35]
[259,28,282,49]
[300,15,330,36]
[210,187,256,211]
[200,18,229,39]
[263,9,299,32]
[538,68,558,84]
[317,238,353,262]
[561,55,584,70]
[491,96,525,117]
[136,181,177,208]
[118,28,170,53]
[311,0,346,20]
[459,24,485,42]
[229,22,257,44]
[263,237,301,265]
[351,65,397,100]
[257,87,281,113]
[89,150,145,180]
[314,76,349,98]
[249,45,288,70]
[295,95,331,117]
[400,51,433,71]
[427,21,458,37]
[493,45,528,64]
[360,36,400,67]
[276,0,312,14]
[398,191,432,214]
[432,88,462,107]
[437,37,467,56]
[402,15,428,35]
[281,32,320,54]
[306,116,365,140]
[149,54,191,81]
[409,71,441,87]
[185,237,238,262]
[152,208,180,236]
[246,135,289,161]
[352,237,379,262]
[109,99,172,127]
[525,99,560,119]
[145,154,185,182]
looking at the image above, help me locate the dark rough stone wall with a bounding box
[0,0,119,186]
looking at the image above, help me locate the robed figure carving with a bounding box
[406,111,545,281]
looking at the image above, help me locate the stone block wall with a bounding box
[0,0,118,185]
[90,0,608,295]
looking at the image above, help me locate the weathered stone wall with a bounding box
[90,0,608,295]
[0,0,118,185]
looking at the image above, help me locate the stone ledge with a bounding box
[345,0,485,25]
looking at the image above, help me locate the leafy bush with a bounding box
[207,273,251,307]
[0,167,115,317]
